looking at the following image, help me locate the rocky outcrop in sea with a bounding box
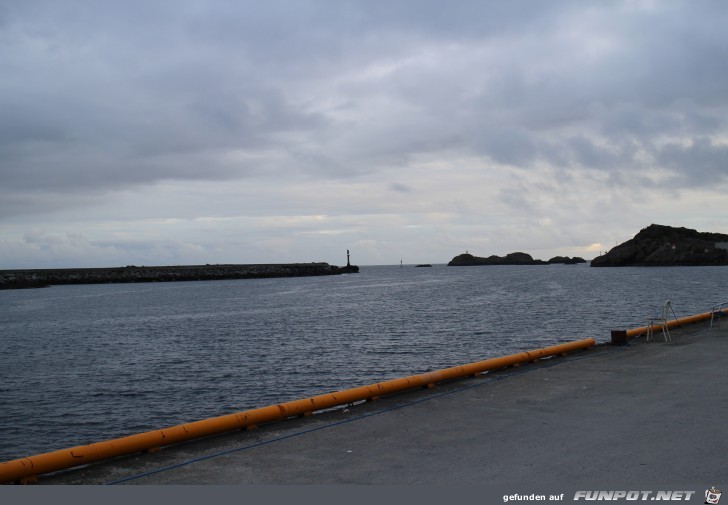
[448,252,585,266]
[591,224,728,267]
[547,256,587,265]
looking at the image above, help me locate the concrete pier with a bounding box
[35,319,727,486]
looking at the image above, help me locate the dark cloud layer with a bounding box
[1,1,727,266]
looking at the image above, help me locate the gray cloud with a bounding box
[389,182,412,193]
[655,137,728,185]
[1,0,727,266]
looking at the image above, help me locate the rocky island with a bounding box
[547,256,588,265]
[0,262,356,290]
[448,252,586,266]
[591,224,728,267]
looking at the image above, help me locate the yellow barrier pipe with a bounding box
[625,307,728,338]
[0,338,595,484]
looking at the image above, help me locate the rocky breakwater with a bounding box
[448,252,586,266]
[591,224,728,267]
[0,263,350,289]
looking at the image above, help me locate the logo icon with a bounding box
[706,486,722,504]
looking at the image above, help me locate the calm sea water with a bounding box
[1,264,726,461]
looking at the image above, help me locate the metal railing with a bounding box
[625,306,721,339]
[646,300,678,342]
[710,301,728,333]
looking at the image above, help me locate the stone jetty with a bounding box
[0,263,349,290]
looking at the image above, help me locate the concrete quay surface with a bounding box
[39,321,727,487]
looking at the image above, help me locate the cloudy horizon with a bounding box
[2,1,727,268]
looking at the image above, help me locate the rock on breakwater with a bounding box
[0,263,348,289]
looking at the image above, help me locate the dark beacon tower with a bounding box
[341,249,359,273]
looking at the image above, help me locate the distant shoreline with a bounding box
[0,263,353,290]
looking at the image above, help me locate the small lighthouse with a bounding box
[342,249,359,273]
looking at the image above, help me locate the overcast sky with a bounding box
[1,0,727,268]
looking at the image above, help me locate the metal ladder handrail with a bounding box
[709,301,728,332]
[646,300,678,342]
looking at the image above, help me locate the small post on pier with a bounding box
[611,329,628,346]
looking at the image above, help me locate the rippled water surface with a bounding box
[1,264,726,461]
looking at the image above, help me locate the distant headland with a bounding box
[448,252,586,266]
[591,224,728,267]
